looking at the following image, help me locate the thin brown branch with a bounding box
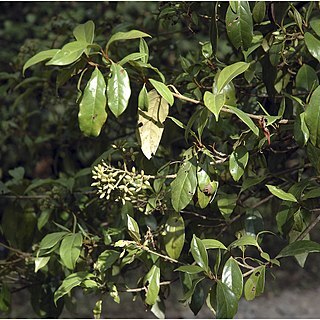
[123,280,173,293]
[0,242,31,258]
[296,209,320,241]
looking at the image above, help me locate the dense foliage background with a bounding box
[1,1,320,318]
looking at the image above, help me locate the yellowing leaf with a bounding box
[138,89,169,159]
[78,68,107,137]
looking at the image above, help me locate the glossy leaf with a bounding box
[106,30,151,51]
[305,32,320,62]
[144,265,160,305]
[229,235,259,249]
[34,256,50,273]
[222,257,243,300]
[296,64,319,91]
[244,266,265,301]
[139,38,149,63]
[39,232,68,250]
[294,112,310,146]
[59,233,83,270]
[276,240,320,258]
[217,193,237,218]
[54,272,94,304]
[245,209,264,237]
[95,250,120,273]
[138,83,149,110]
[225,1,253,50]
[47,41,88,66]
[164,211,185,259]
[73,20,94,44]
[310,17,320,37]
[191,235,209,272]
[107,62,131,117]
[171,159,197,212]
[23,49,59,75]
[252,1,266,23]
[227,105,259,136]
[78,67,107,137]
[181,277,205,303]
[216,62,250,93]
[118,52,147,66]
[203,91,225,121]
[190,282,205,316]
[126,214,141,242]
[305,85,320,148]
[201,239,227,250]
[175,265,204,274]
[266,185,298,202]
[149,79,174,106]
[216,280,238,319]
[229,145,249,181]
[138,89,169,159]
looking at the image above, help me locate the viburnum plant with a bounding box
[2,1,320,318]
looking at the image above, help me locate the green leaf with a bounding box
[252,1,266,23]
[203,91,226,121]
[201,239,227,250]
[126,214,141,242]
[138,84,149,110]
[276,240,320,258]
[107,62,131,117]
[244,209,264,237]
[37,209,52,231]
[191,235,209,272]
[151,297,165,319]
[226,105,259,136]
[0,283,11,313]
[229,145,249,181]
[294,112,310,146]
[139,38,149,63]
[23,49,59,75]
[305,32,320,62]
[221,257,243,300]
[266,185,298,202]
[164,211,185,259]
[34,256,50,273]
[118,52,147,66]
[180,276,205,303]
[39,232,68,250]
[217,193,237,218]
[54,272,94,304]
[144,265,160,305]
[305,85,320,148]
[138,89,169,159]
[46,41,88,66]
[216,62,250,93]
[106,30,151,51]
[244,266,265,301]
[95,250,120,273]
[190,282,205,316]
[175,265,204,274]
[310,17,320,37]
[59,233,83,270]
[149,79,174,106]
[73,20,95,44]
[78,67,107,137]
[296,64,319,91]
[229,235,259,249]
[216,280,238,319]
[171,159,197,212]
[226,1,253,50]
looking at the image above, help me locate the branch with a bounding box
[0,242,31,258]
[141,246,184,265]
[169,86,292,125]
[296,208,320,241]
[123,280,174,293]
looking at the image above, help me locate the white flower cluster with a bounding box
[91,160,151,208]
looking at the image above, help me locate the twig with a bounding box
[123,280,173,293]
[169,86,292,124]
[296,208,320,241]
[251,195,274,209]
[0,242,31,257]
[142,246,184,265]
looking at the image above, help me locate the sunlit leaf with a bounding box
[216,280,238,319]
[266,185,298,202]
[191,235,209,272]
[107,62,131,117]
[229,145,249,181]
[23,49,59,75]
[164,211,185,259]
[78,67,107,137]
[305,32,320,62]
[276,240,320,258]
[144,264,160,305]
[203,91,225,121]
[149,79,174,106]
[59,233,83,270]
[73,20,95,44]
